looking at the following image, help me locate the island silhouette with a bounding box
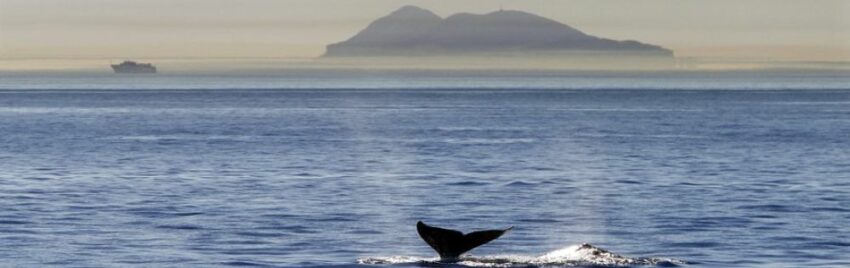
[324,5,673,58]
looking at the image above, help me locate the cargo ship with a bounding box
[111,60,156,74]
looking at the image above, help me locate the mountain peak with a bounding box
[387,5,439,18]
[394,5,430,13]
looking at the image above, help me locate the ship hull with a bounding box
[111,65,156,74]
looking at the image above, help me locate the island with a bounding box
[324,6,674,58]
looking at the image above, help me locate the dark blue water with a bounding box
[1,73,850,267]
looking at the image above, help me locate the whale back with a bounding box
[416,221,512,261]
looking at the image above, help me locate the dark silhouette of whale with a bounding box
[416,221,513,261]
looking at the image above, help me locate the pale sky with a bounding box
[1,0,848,61]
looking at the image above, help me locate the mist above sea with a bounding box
[1,65,849,91]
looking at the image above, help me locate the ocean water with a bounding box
[1,72,850,267]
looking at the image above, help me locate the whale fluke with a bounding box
[416,221,513,261]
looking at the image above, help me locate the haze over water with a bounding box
[1,72,849,267]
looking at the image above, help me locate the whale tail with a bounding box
[416,221,513,261]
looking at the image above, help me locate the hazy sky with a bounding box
[1,0,848,61]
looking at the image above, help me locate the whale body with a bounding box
[416,221,513,261]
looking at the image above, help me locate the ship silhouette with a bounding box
[111,60,156,74]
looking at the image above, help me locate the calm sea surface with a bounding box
[1,72,849,267]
